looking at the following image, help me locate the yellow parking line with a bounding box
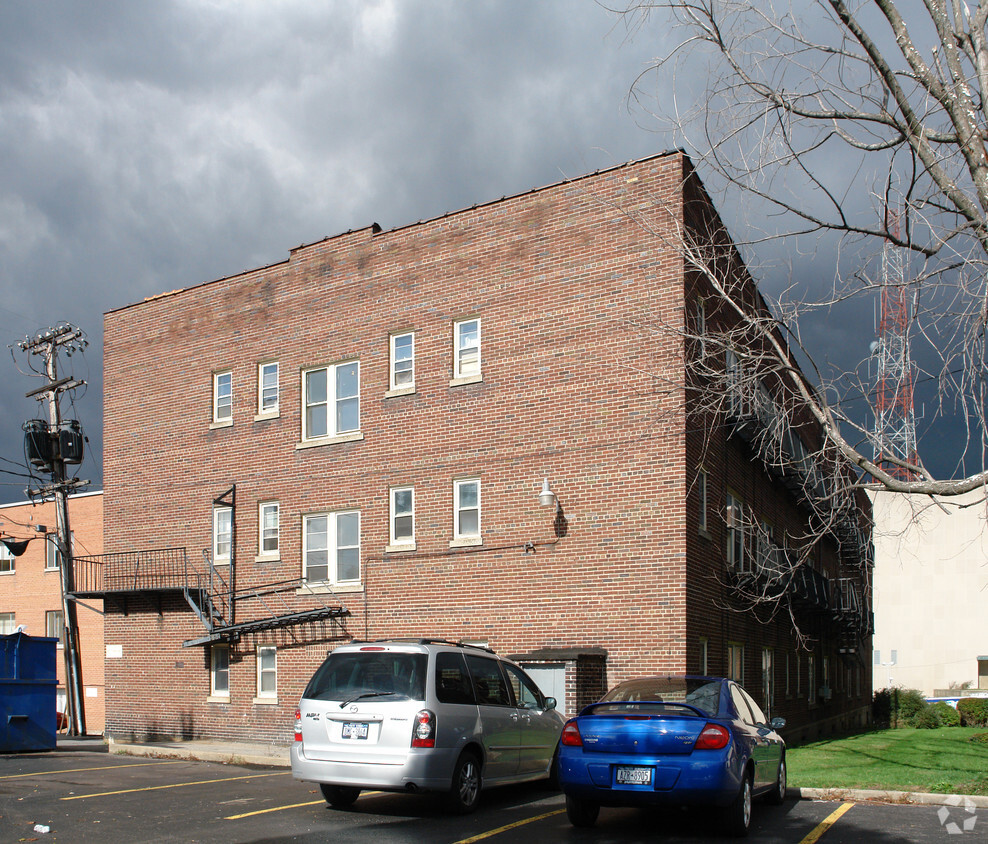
[61,771,289,800]
[0,760,186,780]
[453,808,566,843]
[799,802,855,844]
[225,799,325,819]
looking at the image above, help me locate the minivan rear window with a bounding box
[304,652,428,702]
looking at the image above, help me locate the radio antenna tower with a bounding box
[873,212,919,479]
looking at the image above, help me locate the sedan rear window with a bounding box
[600,678,722,717]
[303,652,428,702]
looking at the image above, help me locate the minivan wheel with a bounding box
[565,794,600,828]
[447,751,481,814]
[319,784,361,808]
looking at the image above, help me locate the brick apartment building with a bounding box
[0,491,105,733]
[89,151,872,748]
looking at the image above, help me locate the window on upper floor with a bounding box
[258,501,279,558]
[256,645,277,700]
[0,612,15,634]
[303,510,360,585]
[302,361,360,442]
[0,543,14,574]
[725,490,746,572]
[257,362,279,416]
[213,370,232,424]
[697,468,709,534]
[453,478,481,544]
[211,644,230,698]
[453,318,481,382]
[389,332,415,392]
[213,506,232,565]
[389,486,415,548]
[695,298,707,359]
[45,532,73,571]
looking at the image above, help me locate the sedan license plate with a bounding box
[341,722,369,740]
[616,765,652,786]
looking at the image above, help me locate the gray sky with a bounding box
[0,0,969,498]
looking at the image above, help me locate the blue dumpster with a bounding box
[0,632,58,752]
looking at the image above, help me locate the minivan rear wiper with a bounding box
[339,691,396,708]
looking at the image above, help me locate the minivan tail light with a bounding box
[560,720,583,747]
[411,709,436,748]
[294,708,302,743]
[694,723,730,750]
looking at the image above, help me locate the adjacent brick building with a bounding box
[92,152,872,748]
[0,491,104,733]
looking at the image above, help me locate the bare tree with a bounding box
[618,0,988,498]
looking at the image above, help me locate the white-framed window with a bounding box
[257,362,279,415]
[695,297,707,359]
[726,490,746,571]
[808,653,816,704]
[211,645,230,698]
[0,612,16,634]
[785,651,791,698]
[46,610,64,646]
[213,507,232,565]
[699,637,709,675]
[302,361,360,441]
[389,486,415,547]
[213,370,232,423]
[762,647,774,716]
[258,501,279,557]
[389,332,415,391]
[453,318,481,381]
[698,468,708,533]
[256,645,277,700]
[795,653,802,698]
[45,533,72,570]
[303,510,360,584]
[727,642,744,684]
[0,543,14,574]
[453,478,481,541]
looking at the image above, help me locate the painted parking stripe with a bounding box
[453,808,566,844]
[799,802,855,844]
[224,790,385,820]
[61,770,289,800]
[0,760,186,780]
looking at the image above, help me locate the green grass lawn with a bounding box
[787,728,988,796]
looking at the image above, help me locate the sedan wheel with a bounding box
[565,794,600,828]
[765,756,787,806]
[447,752,481,814]
[723,772,752,837]
[319,784,360,808]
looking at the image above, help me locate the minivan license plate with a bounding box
[341,722,368,740]
[616,766,652,785]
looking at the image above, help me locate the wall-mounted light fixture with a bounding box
[538,478,557,508]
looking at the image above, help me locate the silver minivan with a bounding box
[291,639,565,812]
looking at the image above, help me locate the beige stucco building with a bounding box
[871,489,988,697]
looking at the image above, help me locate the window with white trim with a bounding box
[302,361,360,441]
[258,501,279,557]
[303,511,360,584]
[390,486,415,547]
[256,645,276,699]
[46,610,64,646]
[726,490,746,571]
[808,653,816,704]
[453,318,481,380]
[695,298,707,359]
[699,637,709,675]
[213,370,232,423]
[0,543,13,574]
[698,468,708,533]
[762,647,774,716]
[211,645,229,697]
[453,478,481,541]
[257,362,279,415]
[0,612,16,634]
[727,642,744,684]
[390,332,414,391]
[213,507,232,565]
[45,532,72,570]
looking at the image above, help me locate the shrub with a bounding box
[957,698,988,728]
[873,687,930,728]
[911,706,940,729]
[931,701,961,727]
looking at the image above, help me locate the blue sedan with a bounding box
[557,675,786,836]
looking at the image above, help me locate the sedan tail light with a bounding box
[560,720,583,747]
[694,723,730,750]
[411,709,436,748]
[294,709,302,743]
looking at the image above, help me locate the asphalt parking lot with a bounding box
[0,750,981,843]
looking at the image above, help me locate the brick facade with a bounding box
[0,492,104,733]
[100,152,871,747]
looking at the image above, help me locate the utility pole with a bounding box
[19,324,89,736]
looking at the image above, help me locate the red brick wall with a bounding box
[0,492,105,733]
